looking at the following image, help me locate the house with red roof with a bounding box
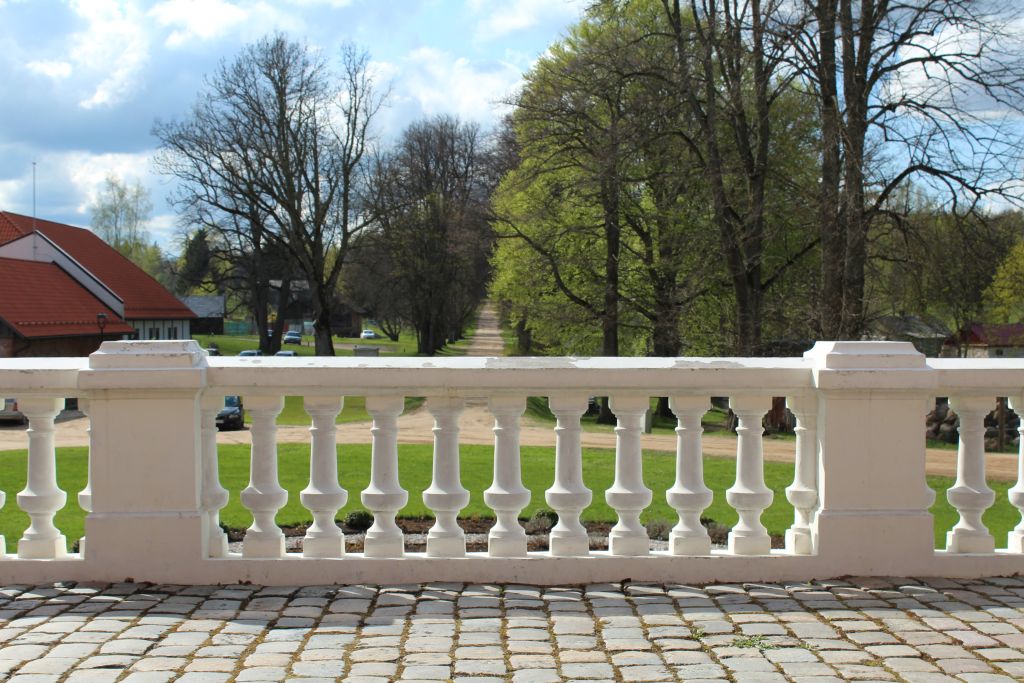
[0,211,194,357]
[942,323,1024,358]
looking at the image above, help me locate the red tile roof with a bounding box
[0,257,136,338]
[952,323,1024,347]
[0,212,194,320]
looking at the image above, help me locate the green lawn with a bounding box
[194,329,421,358]
[0,444,1017,553]
[197,314,482,361]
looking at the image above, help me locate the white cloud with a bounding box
[471,0,585,42]
[59,151,154,215]
[400,47,521,123]
[282,0,353,6]
[148,212,182,248]
[16,1,151,109]
[67,0,151,109]
[25,60,73,80]
[148,0,249,47]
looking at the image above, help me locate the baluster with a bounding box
[1007,395,1024,552]
[199,394,229,558]
[607,395,652,556]
[666,396,712,555]
[545,394,591,557]
[76,398,91,557]
[301,396,347,558]
[785,395,817,555]
[423,397,470,557]
[240,395,287,558]
[485,395,530,557]
[946,396,995,553]
[17,397,67,559]
[362,395,408,558]
[726,396,773,555]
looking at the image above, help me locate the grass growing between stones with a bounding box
[0,443,1017,553]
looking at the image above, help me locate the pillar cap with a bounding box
[89,340,207,369]
[804,341,925,370]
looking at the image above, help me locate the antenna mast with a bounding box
[32,161,37,230]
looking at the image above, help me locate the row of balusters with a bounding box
[5,393,1023,560]
[202,393,819,559]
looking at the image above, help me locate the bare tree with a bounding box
[790,0,1024,338]
[155,34,385,354]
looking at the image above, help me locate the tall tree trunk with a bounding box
[267,278,292,355]
[311,284,336,356]
[838,0,871,339]
[598,179,621,425]
[253,282,271,355]
[816,0,844,339]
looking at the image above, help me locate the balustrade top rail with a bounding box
[4,342,1024,396]
[0,339,1023,586]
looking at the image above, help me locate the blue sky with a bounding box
[0,0,586,251]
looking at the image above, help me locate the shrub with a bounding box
[525,508,558,533]
[343,510,374,532]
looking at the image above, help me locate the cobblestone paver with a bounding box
[1,577,1024,681]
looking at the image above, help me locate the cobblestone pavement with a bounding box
[2,578,1024,682]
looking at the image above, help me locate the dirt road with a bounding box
[0,303,1006,480]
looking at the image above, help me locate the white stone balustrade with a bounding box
[301,396,347,558]
[785,395,817,555]
[946,396,996,553]
[726,395,773,556]
[17,396,67,559]
[545,394,592,557]
[240,395,287,558]
[423,397,470,558]
[666,396,712,555]
[607,395,653,556]
[5,340,1024,586]
[484,395,530,557]
[362,395,408,558]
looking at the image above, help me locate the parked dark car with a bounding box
[274,350,298,356]
[238,349,262,356]
[0,398,26,425]
[216,396,244,431]
[283,331,302,345]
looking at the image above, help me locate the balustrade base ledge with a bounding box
[1,550,1022,586]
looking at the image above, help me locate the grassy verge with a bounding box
[524,398,795,442]
[0,444,1016,553]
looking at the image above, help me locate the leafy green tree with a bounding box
[986,231,1024,325]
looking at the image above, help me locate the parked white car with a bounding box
[360,329,379,340]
